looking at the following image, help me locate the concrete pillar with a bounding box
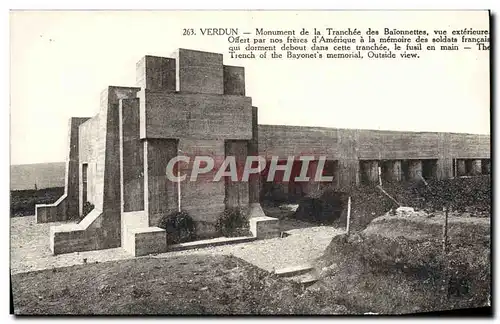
[482,159,491,174]
[337,129,359,188]
[136,55,176,92]
[144,139,178,227]
[457,159,466,176]
[119,98,144,213]
[248,107,260,203]
[225,140,249,208]
[387,160,402,182]
[223,65,245,95]
[470,159,482,176]
[437,158,453,180]
[408,160,423,181]
[176,49,224,94]
[361,160,379,184]
[437,133,453,180]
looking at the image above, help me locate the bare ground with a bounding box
[11,254,351,315]
[10,216,342,274]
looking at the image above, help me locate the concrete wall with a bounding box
[79,115,99,211]
[450,133,490,158]
[258,124,490,186]
[51,86,141,254]
[140,91,253,140]
[36,117,89,223]
[258,125,490,161]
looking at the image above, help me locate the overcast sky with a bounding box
[10,10,490,165]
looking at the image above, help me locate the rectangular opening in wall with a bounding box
[464,159,483,176]
[422,159,438,180]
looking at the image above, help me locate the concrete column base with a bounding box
[250,216,279,239]
[124,227,167,257]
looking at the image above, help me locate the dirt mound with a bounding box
[292,176,490,230]
[316,212,490,314]
[292,188,347,224]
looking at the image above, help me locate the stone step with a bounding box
[274,264,314,277]
[168,236,256,252]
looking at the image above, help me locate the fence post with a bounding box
[442,205,449,253]
[442,204,450,301]
[346,196,352,236]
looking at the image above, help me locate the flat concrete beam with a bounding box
[250,216,279,239]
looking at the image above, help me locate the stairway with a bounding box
[274,263,319,286]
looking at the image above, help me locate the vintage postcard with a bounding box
[10,10,491,315]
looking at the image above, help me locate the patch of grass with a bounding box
[10,187,64,217]
[11,255,351,315]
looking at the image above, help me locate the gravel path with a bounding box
[10,216,344,274]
